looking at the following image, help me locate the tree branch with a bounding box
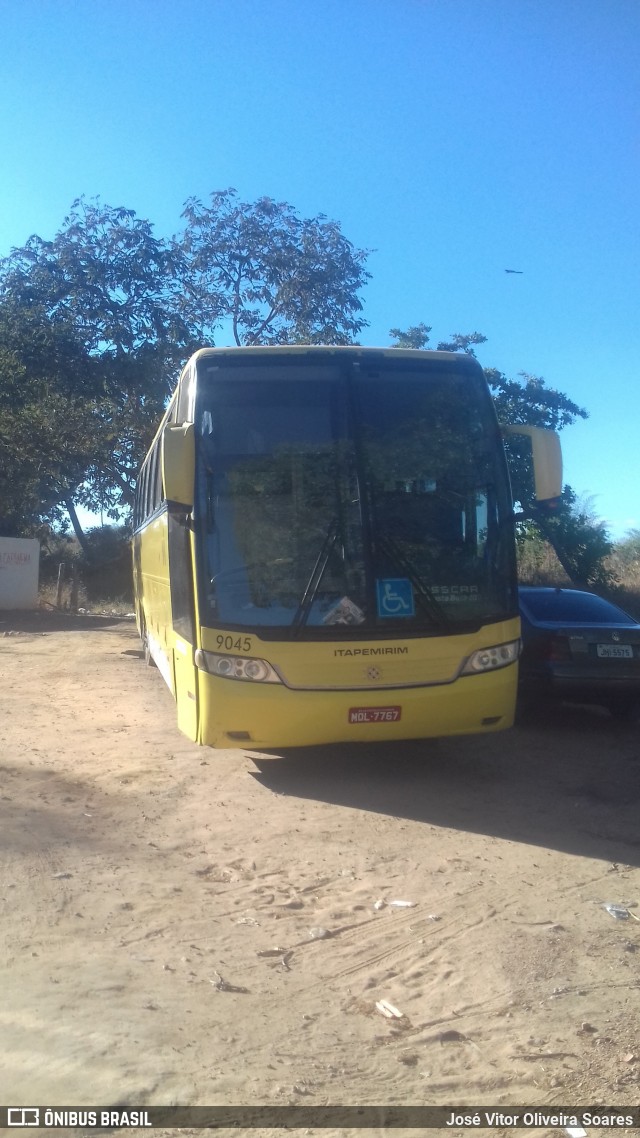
[246,299,282,344]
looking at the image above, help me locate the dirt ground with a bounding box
[1,610,639,1138]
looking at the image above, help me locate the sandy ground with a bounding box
[0,610,639,1138]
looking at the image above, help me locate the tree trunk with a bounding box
[56,562,66,608]
[65,496,92,559]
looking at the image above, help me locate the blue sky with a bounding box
[1,0,638,538]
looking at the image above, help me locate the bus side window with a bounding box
[148,446,158,514]
[153,442,163,507]
[140,464,149,523]
[150,450,157,518]
[153,448,161,513]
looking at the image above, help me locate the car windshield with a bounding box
[195,355,516,637]
[520,590,636,625]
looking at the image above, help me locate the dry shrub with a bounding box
[518,534,640,621]
[517,538,571,586]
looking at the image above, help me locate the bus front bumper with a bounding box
[196,666,518,749]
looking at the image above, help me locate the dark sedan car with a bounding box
[518,586,640,721]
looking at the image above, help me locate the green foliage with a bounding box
[388,323,432,350]
[1,192,371,536]
[607,529,640,616]
[2,198,194,361]
[39,524,133,603]
[389,327,489,357]
[79,524,133,601]
[516,519,568,584]
[487,368,587,515]
[614,528,640,570]
[436,331,488,357]
[485,369,586,432]
[178,189,371,346]
[0,199,199,532]
[532,487,616,588]
[0,299,105,534]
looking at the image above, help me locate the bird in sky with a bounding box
[504,268,524,274]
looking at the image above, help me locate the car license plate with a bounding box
[597,644,633,658]
[348,706,402,724]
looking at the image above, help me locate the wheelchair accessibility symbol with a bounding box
[376,578,415,618]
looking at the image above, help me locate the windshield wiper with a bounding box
[291,518,340,636]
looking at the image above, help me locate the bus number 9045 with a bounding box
[216,634,253,653]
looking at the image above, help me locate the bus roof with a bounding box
[189,345,480,366]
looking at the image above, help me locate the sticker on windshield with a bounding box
[323,596,366,625]
[376,578,415,619]
[432,584,479,603]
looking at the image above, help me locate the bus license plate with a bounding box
[348,706,402,724]
[597,644,633,658]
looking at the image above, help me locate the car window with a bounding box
[520,591,636,624]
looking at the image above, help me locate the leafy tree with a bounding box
[388,323,432,350]
[1,193,371,537]
[531,487,615,588]
[484,367,586,515]
[0,294,169,546]
[0,198,200,537]
[435,331,488,357]
[389,325,489,358]
[0,298,105,540]
[177,189,370,345]
[2,197,193,360]
[38,523,134,605]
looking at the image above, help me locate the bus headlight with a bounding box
[461,639,520,675]
[195,649,282,684]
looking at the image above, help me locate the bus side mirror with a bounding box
[502,424,562,503]
[162,423,195,508]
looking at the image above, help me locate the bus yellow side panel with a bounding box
[173,638,199,742]
[136,511,173,684]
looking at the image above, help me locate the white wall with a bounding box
[0,538,40,609]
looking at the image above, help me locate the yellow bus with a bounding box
[132,346,561,749]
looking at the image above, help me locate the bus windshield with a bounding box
[194,356,516,637]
